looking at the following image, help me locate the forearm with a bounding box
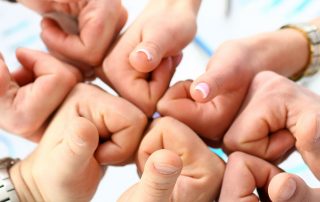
[244,29,309,77]
[176,0,202,14]
[246,17,320,77]
[149,0,202,15]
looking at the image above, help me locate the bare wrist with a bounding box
[151,0,201,14]
[243,29,309,77]
[176,0,202,14]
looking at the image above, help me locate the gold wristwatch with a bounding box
[281,23,320,81]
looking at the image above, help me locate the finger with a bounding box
[119,56,176,117]
[295,112,320,179]
[11,67,34,86]
[219,152,282,202]
[13,48,81,135]
[149,56,177,102]
[69,85,147,165]
[45,0,80,2]
[126,149,182,201]
[129,25,179,73]
[269,173,320,202]
[114,6,128,37]
[137,117,225,201]
[53,117,99,173]
[190,51,253,103]
[223,99,295,161]
[41,0,123,66]
[157,80,237,141]
[16,48,82,81]
[0,59,12,96]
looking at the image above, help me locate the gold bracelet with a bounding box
[281,23,320,81]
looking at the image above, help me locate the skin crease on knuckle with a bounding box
[141,117,225,201]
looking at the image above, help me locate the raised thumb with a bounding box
[131,149,182,201]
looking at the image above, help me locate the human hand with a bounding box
[40,83,147,165]
[118,149,183,201]
[0,48,81,141]
[122,117,225,201]
[157,79,242,142]
[157,28,310,143]
[127,0,199,73]
[269,173,320,202]
[19,0,127,76]
[223,71,320,165]
[97,0,199,116]
[9,116,103,202]
[8,82,147,201]
[219,152,282,202]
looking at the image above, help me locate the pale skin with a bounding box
[221,71,320,168]
[9,82,147,202]
[157,18,320,143]
[8,93,225,201]
[219,152,281,202]
[268,173,320,202]
[0,49,81,141]
[219,152,320,202]
[18,0,128,76]
[120,117,225,202]
[19,0,201,116]
[96,0,201,116]
[39,83,147,165]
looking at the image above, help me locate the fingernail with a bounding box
[195,82,210,99]
[279,178,296,200]
[154,162,178,175]
[136,48,153,61]
[71,133,86,147]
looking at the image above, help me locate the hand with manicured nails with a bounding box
[157,39,270,142]
[223,71,320,166]
[19,0,127,76]
[41,83,147,165]
[0,49,81,142]
[157,79,242,142]
[121,117,225,201]
[269,173,320,202]
[97,0,199,116]
[157,29,310,143]
[219,152,282,202]
[127,0,199,73]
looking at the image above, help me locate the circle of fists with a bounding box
[1,0,320,201]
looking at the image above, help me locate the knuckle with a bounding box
[143,178,172,194]
[7,113,40,136]
[227,151,249,164]
[223,133,242,151]
[55,67,78,88]
[80,49,104,66]
[157,117,177,129]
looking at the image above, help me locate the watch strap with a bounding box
[0,158,20,202]
[281,23,320,81]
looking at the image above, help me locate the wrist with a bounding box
[151,0,201,15]
[175,0,202,14]
[243,29,309,77]
[9,162,36,202]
